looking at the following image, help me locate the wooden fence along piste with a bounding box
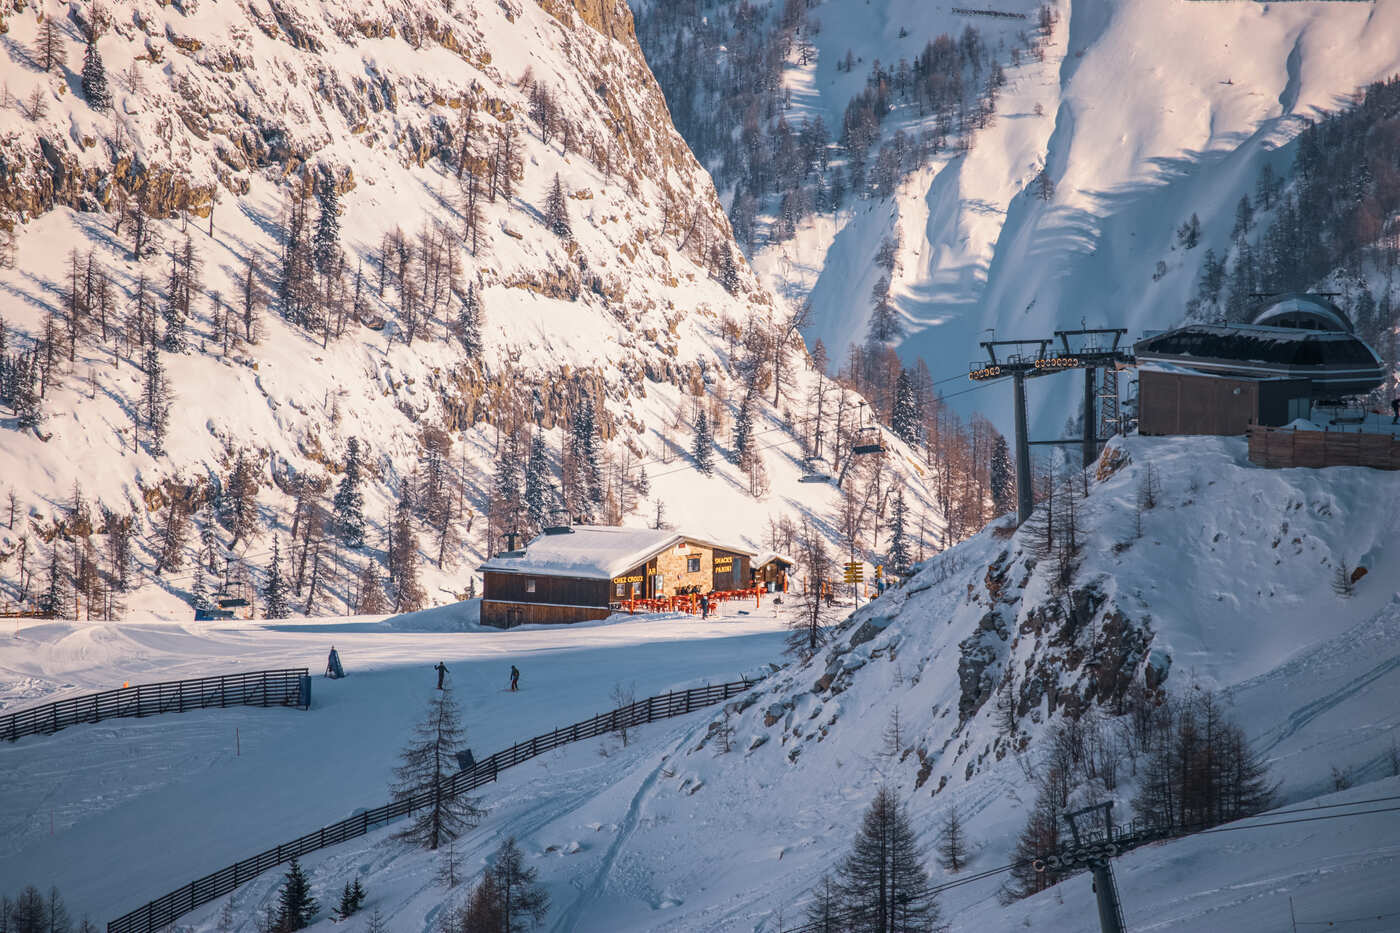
[2,669,311,743]
[106,678,755,933]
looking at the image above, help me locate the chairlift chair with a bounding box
[852,426,886,455]
[799,456,832,483]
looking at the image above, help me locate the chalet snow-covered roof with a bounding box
[753,551,795,569]
[478,526,756,580]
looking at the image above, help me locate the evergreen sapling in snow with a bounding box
[490,837,550,931]
[275,858,318,931]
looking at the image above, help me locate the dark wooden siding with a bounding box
[609,561,651,601]
[482,571,609,608]
[710,550,749,590]
[481,601,613,628]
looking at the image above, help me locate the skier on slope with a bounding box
[435,661,448,690]
[509,665,520,692]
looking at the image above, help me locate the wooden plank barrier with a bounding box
[1247,424,1400,471]
[2,669,311,743]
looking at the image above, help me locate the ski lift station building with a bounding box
[478,525,756,627]
[1135,294,1386,436]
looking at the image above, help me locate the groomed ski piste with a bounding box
[4,434,1400,931]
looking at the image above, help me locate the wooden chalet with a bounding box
[751,552,793,591]
[478,526,756,628]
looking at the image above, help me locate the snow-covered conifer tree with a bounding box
[544,173,571,238]
[139,345,169,456]
[524,433,552,533]
[263,537,290,619]
[692,410,714,475]
[456,282,483,358]
[333,437,366,548]
[313,168,341,275]
[274,858,318,930]
[890,370,919,445]
[989,435,1014,516]
[81,39,110,110]
[886,489,912,577]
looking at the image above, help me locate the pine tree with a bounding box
[350,878,366,911]
[36,17,65,73]
[191,560,211,611]
[456,282,483,358]
[313,168,341,275]
[32,543,62,618]
[355,560,390,614]
[524,433,552,533]
[491,837,550,932]
[866,279,902,345]
[692,409,714,475]
[389,492,425,612]
[333,437,366,548]
[569,400,603,521]
[804,874,842,933]
[336,882,356,920]
[263,537,291,619]
[886,490,912,577]
[365,908,388,933]
[492,430,525,545]
[392,685,484,850]
[139,345,169,456]
[543,173,571,238]
[732,389,755,467]
[890,370,919,445]
[275,858,319,931]
[989,435,1014,516]
[936,807,967,873]
[225,450,260,547]
[81,39,110,110]
[463,874,505,932]
[719,248,740,294]
[836,786,938,931]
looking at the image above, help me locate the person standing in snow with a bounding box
[1392,397,1399,425]
[700,593,710,620]
[435,661,448,690]
[509,665,520,691]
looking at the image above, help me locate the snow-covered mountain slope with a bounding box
[0,0,939,618]
[29,433,1391,931]
[0,609,789,921]
[637,0,1400,427]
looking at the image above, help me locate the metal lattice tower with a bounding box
[1098,365,1121,442]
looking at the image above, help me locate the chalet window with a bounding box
[632,581,642,596]
[526,579,536,594]
[687,556,701,573]
[616,583,626,597]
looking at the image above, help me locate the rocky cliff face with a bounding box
[0,0,924,618]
